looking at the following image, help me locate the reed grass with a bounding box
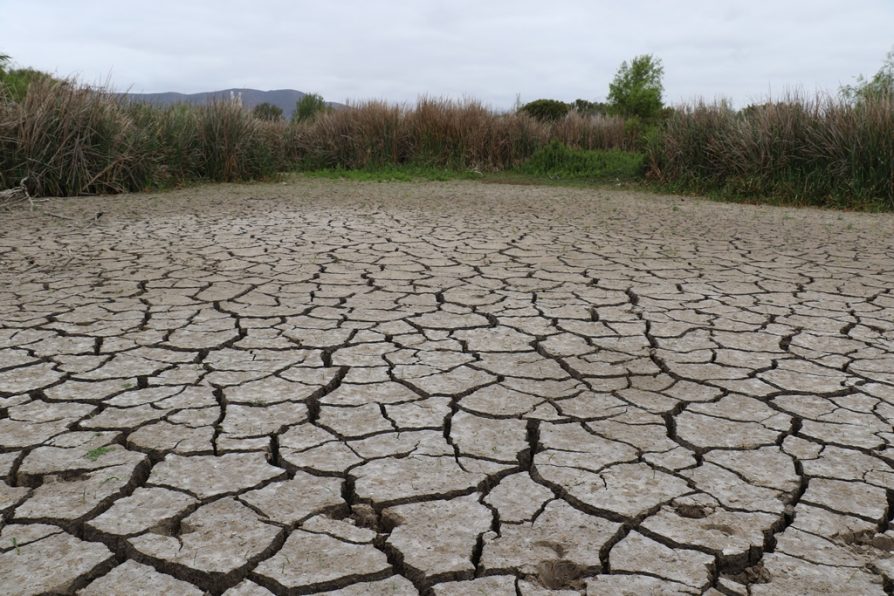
[647,94,894,208]
[290,97,633,171]
[2,77,892,210]
[0,78,290,195]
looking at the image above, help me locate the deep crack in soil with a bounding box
[1,178,894,594]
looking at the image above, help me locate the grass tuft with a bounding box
[84,446,112,462]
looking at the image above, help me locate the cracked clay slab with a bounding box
[2,178,893,594]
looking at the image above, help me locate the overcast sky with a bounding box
[1,1,891,108]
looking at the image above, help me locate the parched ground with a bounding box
[1,178,894,595]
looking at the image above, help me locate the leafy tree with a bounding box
[0,53,9,75]
[519,99,569,121]
[571,99,609,116]
[252,102,283,121]
[841,48,894,102]
[607,54,665,120]
[293,93,328,123]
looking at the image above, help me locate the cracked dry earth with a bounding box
[1,179,894,596]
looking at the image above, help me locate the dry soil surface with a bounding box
[2,179,894,595]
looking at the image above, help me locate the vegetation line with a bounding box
[1,50,892,210]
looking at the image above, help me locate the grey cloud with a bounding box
[1,0,891,107]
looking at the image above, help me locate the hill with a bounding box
[120,88,337,119]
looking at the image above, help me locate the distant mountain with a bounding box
[120,88,339,119]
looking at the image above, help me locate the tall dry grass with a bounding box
[0,78,290,196]
[647,94,894,208]
[0,79,152,195]
[0,82,634,196]
[7,78,889,209]
[291,97,634,170]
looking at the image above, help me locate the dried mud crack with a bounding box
[1,178,894,594]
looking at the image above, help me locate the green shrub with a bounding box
[519,99,570,122]
[841,48,894,103]
[0,67,60,102]
[572,99,609,116]
[520,141,645,180]
[293,93,328,123]
[252,102,283,122]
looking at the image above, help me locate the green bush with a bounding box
[572,99,609,116]
[520,141,645,180]
[841,48,894,103]
[252,102,283,122]
[293,93,328,123]
[1,67,59,102]
[519,99,570,122]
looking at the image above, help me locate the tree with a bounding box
[841,48,894,102]
[519,99,569,121]
[607,54,665,120]
[292,93,328,123]
[252,102,283,121]
[571,99,609,116]
[0,53,9,75]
